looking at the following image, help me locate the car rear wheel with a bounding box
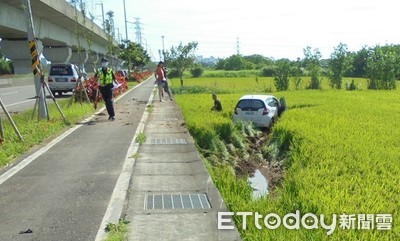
[57,91,63,96]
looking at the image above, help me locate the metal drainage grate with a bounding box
[149,138,187,144]
[145,193,211,210]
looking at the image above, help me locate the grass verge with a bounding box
[0,99,98,168]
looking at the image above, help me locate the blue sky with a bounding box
[84,0,400,60]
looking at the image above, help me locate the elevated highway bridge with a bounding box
[0,0,120,74]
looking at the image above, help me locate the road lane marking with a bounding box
[0,91,18,96]
[4,99,35,108]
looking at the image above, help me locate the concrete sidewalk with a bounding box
[125,93,241,240]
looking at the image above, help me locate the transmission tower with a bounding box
[69,0,85,12]
[134,18,142,45]
[236,37,240,55]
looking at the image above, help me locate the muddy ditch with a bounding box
[233,131,286,197]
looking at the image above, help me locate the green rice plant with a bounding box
[214,121,235,142]
[234,120,258,138]
[207,164,253,210]
[174,75,400,240]
[345,79,363,91]
[231,131,245,149]
[267,126,297,166]
[225,143,237,156]
[171,85,213,95]
[210,136,229,161]
[175,94,234,150]
[202,70,260,78]
[171,76,276,93]
[170,74,371,92]
[261,141,279,160]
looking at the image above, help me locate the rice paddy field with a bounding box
[170,75,400,241]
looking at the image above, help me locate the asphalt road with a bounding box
[0,85,37,113]
[0,78,154,241]
[0,84,74,114]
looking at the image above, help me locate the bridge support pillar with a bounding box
[85,52,99,74]
[42,46,72,64]
[0,39,43,74]
[70,50,89,73]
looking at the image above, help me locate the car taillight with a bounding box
[48,77,53,82]
[71,78,77,82]
[262,108,269,115]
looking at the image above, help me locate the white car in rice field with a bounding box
[233,94,286,128]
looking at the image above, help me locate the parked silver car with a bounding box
[233,94,286,128]
[48,63,85,96]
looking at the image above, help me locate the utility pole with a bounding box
[161,35,165,61]
[116,28,121,43]
[23,0,47,119]
[123,0,128,40]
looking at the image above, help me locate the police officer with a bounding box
[95,58,116,120]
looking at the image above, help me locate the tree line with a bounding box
[210,43,400,90]
[2,41,399,91]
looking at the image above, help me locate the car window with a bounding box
[50,66,73,76]
[267,98,279,108]
[237,99,265,109]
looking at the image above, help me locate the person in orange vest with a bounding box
[95,58,117,120]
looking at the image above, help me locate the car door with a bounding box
[267,97,279,118]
